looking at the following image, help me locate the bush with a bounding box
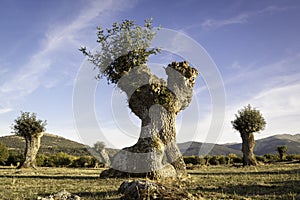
[256,156,267,163]
[264,154,279,163]
[286,154,300,161]
[218,156,228,165]
[0,142,9,165]
[209,156,220,165]
[6,153,24,166]
[49,152,74,167]
[183,156,205,165]
[36,154,49,167]
[71,156,97,168]
[232,156,243,164]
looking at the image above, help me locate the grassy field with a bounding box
[0,163,299,199]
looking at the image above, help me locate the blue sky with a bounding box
[0,0,299,148]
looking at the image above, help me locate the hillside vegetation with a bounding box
[226,133,300,155]
[0,133,299,157]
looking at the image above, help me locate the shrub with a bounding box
[232,156,243,164]
[286,154,300,161]
[184,156,206,166]
[218,156,228,165]
[209,156,220,165]
[72,156,96,168]
[50,152,74,167]
[264,154,279,163]
[6,153,24,166]
[0,142,9,165]
[256,155,267,163]
[36,154,49,167]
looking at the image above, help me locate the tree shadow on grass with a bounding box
[37,190,121,200]
[0,174,100,180]
[189,168,300,176]
[75,191,120,200]
[192,180,300,197]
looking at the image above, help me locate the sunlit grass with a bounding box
[0,163,299,199]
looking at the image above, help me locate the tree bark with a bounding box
[99,148,111,168]
[18,132,43,169]
[241,132,257,166]
[100,62,198,179]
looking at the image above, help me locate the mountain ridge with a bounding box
[0,133,299,156]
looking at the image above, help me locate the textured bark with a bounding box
[241,132,257,166]
[100,62,198,179]
[18,132,43,169]
[99,148,111,168]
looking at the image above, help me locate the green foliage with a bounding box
[264,154,279,163]
[0,142,9,165]
[6,152,24,166]
[256,155,267,163]
[277,145,287,160]
[218,155,228,165]
[50,152,74,167]
[80,19,160,84]
[94,141,106,151]
[183,156,206,165]
[11,111,47,138]
[231,104,266,135]
[286,154,300,161]
[209,156,220,165]
[35,154,48,167]
[71,156,100,168]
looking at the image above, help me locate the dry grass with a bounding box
[0,163,299,199]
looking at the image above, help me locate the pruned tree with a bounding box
[80,19,198,179]
[94,141,111,167]
[277,145,287,161]
[11,111,47,169]
[231,104,266,166]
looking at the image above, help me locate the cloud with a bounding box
[201,5,288,30]
[0,0,133,111]
[0,108,12,114]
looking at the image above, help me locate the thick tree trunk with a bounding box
[99,148,111,168]
[241,132,257,166]
[100,62,198,179]
[18,132,43,169]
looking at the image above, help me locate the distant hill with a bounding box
[178,142,242,156]
[0,133,90,156]
[226,134,300,155]
[1,133,299,157]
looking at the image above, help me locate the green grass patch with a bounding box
[0,163,299,199]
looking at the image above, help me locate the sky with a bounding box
[0,0,299,149]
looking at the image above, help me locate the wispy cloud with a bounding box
[0,0,133,112]
[201,5,288,30]
[0,108,12,114]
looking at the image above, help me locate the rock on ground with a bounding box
[37,189,80,200]
[118,179,196,200]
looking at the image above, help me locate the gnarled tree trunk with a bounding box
[241,132,257,166]
[18,132,44,169]
[100,62,198,179]
[99,148,111,168]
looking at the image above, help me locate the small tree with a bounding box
[277,146,287,161]
[11,111,47,169]
[94,141,111,167]
[231,104,266,166]
[0,142,9,165]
